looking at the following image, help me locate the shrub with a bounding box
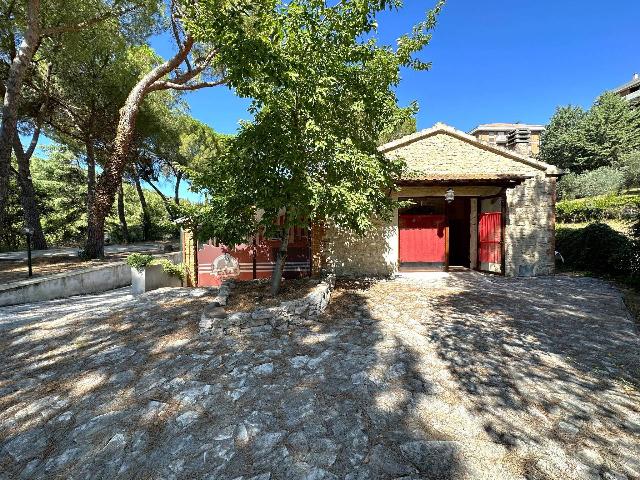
[556,223,640,279]
[156,259,184,280]
[557,166,625,200]
[126,253,154,272]
[617,150,640,190]
[125,254,184,281]
[556,194,640,223]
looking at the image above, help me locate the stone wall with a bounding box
[320,220,398,277]
[199,276,335,335]
[505,175,557,276]
[316,176,557,278]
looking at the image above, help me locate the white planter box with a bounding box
[131,264,182,295]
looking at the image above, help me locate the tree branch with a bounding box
[40,5,140,37]
[147,78,226,92]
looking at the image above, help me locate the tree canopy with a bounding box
[540,92,640,173]
[184,0,444,292]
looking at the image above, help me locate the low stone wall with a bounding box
[0,262,132,307]
[199,275,335,335]
[0,252,183,307]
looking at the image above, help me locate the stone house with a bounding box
[312,123,562,277]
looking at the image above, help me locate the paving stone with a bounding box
[3,428,48,462]
[1,274,639,480]
[400,440,464,477]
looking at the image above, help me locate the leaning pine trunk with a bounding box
[82,37,196,259]
[270,225,290,296]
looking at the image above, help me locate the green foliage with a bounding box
[538,105,586,169]
[617,150,640,190]
[378,109,418,145]
[556,223,640,280]
[540,93,640,173]
[186,0,445,246]
[106,183,178,243]
[156,260,185,280]
[126,253,154,271]
[0,145,178,250]
[556,194,640,223]
[31,149,88,246]
[557,166,625,200]
[126,254,184,280]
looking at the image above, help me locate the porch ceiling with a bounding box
[396,172,533,187]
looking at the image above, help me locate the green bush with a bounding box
[556,194,640,223]
[126,253,154,271]
[156,259,184,280]
[556,223,640,279]
[557,166,625,200]
[126,254,184,281]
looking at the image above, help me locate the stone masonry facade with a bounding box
[312,124,561,277]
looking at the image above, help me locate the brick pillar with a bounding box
[310,221,326,276]
[181,228,198,287]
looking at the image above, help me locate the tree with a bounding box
[538,105,587,171]
[540,93,640,173]
[580,93,640,169]
[0,0,159,233]
[187,0,445,294]
[83,1,226,258]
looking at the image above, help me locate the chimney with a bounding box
[634,73,639,80]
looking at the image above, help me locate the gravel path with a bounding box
[0,273,638,479]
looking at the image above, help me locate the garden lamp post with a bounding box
[23,226,34,277]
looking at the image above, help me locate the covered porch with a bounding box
[395,173,531,275]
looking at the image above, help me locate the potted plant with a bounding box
[126,253,184,294]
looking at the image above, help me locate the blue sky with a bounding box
[151,0,640,134]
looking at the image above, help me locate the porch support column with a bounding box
[469,198,478,270]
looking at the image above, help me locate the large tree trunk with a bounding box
[133,173,151,241]
[0,0,41,228]
[83,37,197,258]
[12,128,47,250]
[270,222,289,296]
[85,135,96,218]
[117,182,128,243]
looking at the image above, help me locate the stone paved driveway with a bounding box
[1,273,639,479]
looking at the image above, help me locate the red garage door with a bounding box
[399,214,446,267]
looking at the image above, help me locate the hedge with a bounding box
[556,194,640,223]
[556,223,640,280]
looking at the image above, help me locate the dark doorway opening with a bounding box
[448,197,470,267]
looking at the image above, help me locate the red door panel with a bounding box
[478,212,502,266]
[399,214,446,263]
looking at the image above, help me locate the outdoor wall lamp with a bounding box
[445,188,455,203]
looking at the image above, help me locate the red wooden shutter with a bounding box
[478,212,502,265]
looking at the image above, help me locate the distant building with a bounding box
[469,123,545,157]
[612,73,640,106]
